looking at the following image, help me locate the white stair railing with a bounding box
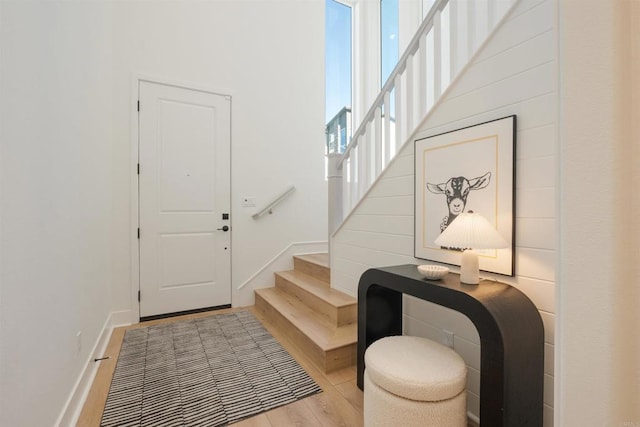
[329,0,517,235]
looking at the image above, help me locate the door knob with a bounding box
[217,225,229,232]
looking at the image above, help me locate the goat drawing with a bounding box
[426,172,491,233]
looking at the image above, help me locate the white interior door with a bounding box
[138,81,231,318]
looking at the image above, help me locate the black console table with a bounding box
[357,264,544,427]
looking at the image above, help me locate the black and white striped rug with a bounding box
[101,310,322,426]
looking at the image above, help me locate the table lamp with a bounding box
[434,211,508,284]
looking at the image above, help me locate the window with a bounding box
[380,0,399,87]
[325,0,352,154]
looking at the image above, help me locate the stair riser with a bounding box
[275,274,356,327]
[255,292,355,372]
[324,343,357,372]
[293,256,330,284]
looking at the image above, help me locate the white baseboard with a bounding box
[110,309,134,328]
[468,410,480,425]
[234,241,328,307]
[55,310,133,427]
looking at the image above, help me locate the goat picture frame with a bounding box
[414,115,516,277]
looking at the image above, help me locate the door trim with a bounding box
[129,74,233,324]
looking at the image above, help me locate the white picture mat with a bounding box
[414,116,515,276]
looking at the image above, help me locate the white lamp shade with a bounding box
[434,211,508,250]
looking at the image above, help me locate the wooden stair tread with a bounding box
[293,253,329,269]
[255,287,357,351]
[276,270,356,308]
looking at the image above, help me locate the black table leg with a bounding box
[357,283,403,389]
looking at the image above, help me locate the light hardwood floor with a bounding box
[78,306,479,427]
[77,306,364,427]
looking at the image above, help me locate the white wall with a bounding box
[109,0,327,313]
[557,0,640,425]
[331,0,556,423]
[0,2,114,426]
[1,1,326,425]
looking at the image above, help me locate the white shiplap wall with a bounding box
[331,0,556,424]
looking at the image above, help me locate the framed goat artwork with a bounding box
[414,115,516,277]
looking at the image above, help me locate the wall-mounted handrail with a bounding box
[252,185,296,219]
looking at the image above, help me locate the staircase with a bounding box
[329,0,519,233]
[254,253,357,373]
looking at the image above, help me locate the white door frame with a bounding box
[129,75,233,324]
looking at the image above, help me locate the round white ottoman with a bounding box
[364,336,467,427]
